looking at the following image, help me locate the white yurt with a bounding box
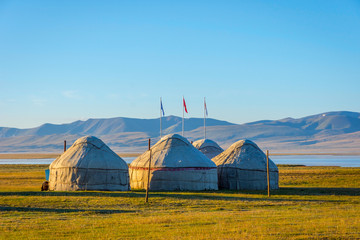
[192,139,224,159]
[129,134,218,191]
[49,136,130,191]
[212,139,279,190]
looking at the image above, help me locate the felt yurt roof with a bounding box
[192,139,223,151]
[130,134,216,168]
[50,136,128,170]
[212,139,278,171]
[192,139,224,158]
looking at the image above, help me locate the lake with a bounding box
[271,155,360,167]
[0,156,359,167]
[0,157,136,165]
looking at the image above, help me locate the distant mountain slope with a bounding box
[185,111,360,153]
[0,116,234,138]
[0,111,359,153]
[246,111,360,133]
[275,111,360,133]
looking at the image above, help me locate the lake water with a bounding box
[0,157,136,165]
[0,156,359,167]
[271,155,360,167]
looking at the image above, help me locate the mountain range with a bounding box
[1,111,359,153]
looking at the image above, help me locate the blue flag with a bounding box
[161,99,165,116]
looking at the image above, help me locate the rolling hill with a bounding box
[0,111,359,153]
[0,116,234,137]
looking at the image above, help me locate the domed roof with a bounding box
[212,139,278,171]
[50,135,128,170]
[73,135,106,148]
[130,134,216,168]
[192,139,224,159]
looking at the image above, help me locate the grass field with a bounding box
[0,164,359,239]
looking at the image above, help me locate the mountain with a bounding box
[0,116,234,138]
[0,111,359,153]
[184,111,360,153]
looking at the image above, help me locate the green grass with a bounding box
[0,164,359,239]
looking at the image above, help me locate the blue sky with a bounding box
[1,0,359,128]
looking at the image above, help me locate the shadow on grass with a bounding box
[0,191,144,198]
[145,192,346,203]
[0,206,134,214]
[0,187,358,203]
[0,191,344,203]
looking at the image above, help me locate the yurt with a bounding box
[212,139,279,190]
[129,134,218,191]
[49,136,130,191]
[192,139,224,159]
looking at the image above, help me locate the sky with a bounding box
[1,0,360,128]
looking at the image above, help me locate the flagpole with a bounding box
[182,96,184,137]
[204,97,206,139]
[160,97,162,138]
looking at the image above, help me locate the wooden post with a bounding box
[266,150,270,197]
[64,140,67,152]
[145,138,151,203]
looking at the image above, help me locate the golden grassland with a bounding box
[0,164,359,239]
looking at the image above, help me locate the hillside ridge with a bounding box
[0,111,359,153]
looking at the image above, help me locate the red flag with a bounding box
[204,98,208,117]
[183,97,188,113]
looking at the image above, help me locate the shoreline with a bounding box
[270,152,360,156]
[0,153,141,159]
[1,152,360,159]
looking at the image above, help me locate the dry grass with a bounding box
[0,164,359,239]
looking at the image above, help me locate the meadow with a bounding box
[0,164,359,239]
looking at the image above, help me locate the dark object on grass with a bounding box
[41,181,49,191]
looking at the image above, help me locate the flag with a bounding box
[183,97,188,113]
[160,98,165,116]
[204,98,208,117]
